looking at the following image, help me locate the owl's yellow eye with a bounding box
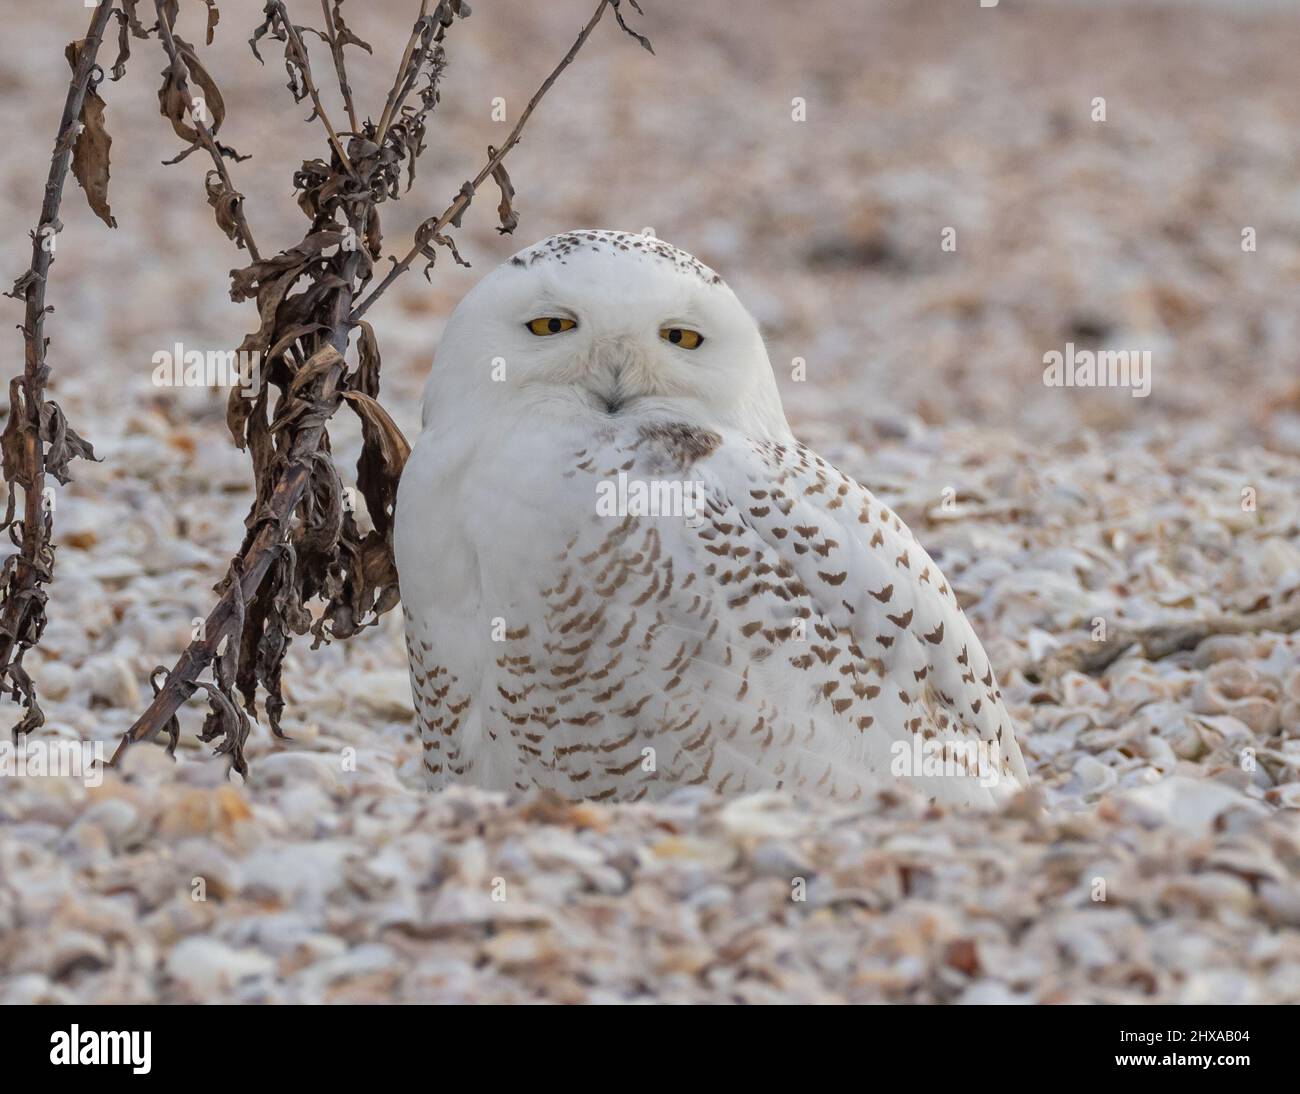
[660,327,703,349]
[526,317,576,336]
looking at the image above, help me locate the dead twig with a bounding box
[375,0,433,146]
[0,0,117,734]
[253,0,355,175]
[154,0,261,259]
[1024,602,1300,683]
[319,0,368,136]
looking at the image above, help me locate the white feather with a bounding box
[396,231,1028,807]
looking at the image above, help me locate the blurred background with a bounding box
[6,0,1300,442]
[1,0,1297,743]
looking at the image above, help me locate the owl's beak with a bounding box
[580,333,657,415]
[587,385,624,416]
[585,346,630,415]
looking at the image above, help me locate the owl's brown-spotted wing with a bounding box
[409,422,1028,807]
[711,435,1030,795]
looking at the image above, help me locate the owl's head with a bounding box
[420,230,791,440]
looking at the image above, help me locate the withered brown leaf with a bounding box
[341,390,410,538]
[109,10,135,82]
[331,1,372,55]
[203,169,244,246]
[6,661,47,736]
[5,268,43,304]
[229,230,344,301]
[487,146,517,236]
[355,320,380,397]
[65,42,116,229]
[200,0,221,46]
[118,1,151,39]
[39,400,98,485]
[365,205,383,260]
[157,35,226,145]
[289,343,346,399]
[0,380,32,511]
[612,0,654,54]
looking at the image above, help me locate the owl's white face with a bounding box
[420,230,791,440]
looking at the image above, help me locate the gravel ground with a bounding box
[1,0,1298,1003]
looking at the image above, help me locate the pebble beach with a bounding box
[1,0,1298,1004]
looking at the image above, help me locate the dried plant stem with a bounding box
[270,1,355,174]
[109,221,367,765]
[155,0,261,260]
[320,0,361,134]
[353,0,613,322]
[0,0,117,702]
[374,0,431,146]
[1025,602,1300,682]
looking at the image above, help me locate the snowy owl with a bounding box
[395,230,1029,808]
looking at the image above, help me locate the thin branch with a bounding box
[320,0,361,135]
[0,0,118,728]
[155,0,261,260]
[268,1,355,174]
[353,0,615,321]
[1023,602,1300,683]
[375,0,431,146]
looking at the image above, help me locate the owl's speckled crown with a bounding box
[508,229,724,286]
